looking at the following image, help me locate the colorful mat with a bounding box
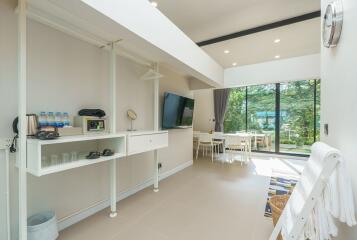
[264,171,299,218]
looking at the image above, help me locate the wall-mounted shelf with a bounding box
[26,133,126,177]
[38,153,125,176]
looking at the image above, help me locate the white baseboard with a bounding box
[58,159,193,231]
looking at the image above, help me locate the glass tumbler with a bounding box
[50,154,59,166]
[71,151,78,162]
[62,153,70,163]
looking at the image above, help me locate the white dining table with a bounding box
[193,132,252,160]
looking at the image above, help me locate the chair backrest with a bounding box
[213,132,224,138]
[225,135,245,146]
[193,131,200,139]
[198,133,213,143]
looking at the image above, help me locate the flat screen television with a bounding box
[162,92,195,129]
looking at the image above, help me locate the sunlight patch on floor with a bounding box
[251,157,305,177]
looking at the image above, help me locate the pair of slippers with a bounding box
[86,149,114,159]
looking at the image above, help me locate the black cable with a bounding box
[10,134,18,153]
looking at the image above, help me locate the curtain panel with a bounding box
[213,88,230,132]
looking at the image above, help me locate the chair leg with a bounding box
[211,145,214,162]
[246,146,248,163]
[195,143,200,160]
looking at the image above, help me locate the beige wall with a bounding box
[192,89,215,132]
[321,0,357,238]
[0,0,192,238]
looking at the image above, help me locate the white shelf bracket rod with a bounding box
[17,0,28,239]
[109,41,117,218]
[153,63,160,192]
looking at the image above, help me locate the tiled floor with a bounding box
[58,155,305,240]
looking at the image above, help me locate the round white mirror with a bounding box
[127,109,137,131]
[127,109,137,120]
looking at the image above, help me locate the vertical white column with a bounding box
[109,42,117,218]
[17,0,28,239]
[153,63,160,192]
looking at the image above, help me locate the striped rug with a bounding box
[264,171,299,218]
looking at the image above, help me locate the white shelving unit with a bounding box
[15,0,168,238]
[26,134,126,177]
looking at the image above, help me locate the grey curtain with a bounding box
[213,88,230,132]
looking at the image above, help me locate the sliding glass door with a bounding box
[247,84,276,152]
[223,79,320,156]
[279,80,317,154]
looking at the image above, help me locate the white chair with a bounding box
[213,132,225,155]
[193,131,200,150]
[224,135,249,165]
[195,133,219,162]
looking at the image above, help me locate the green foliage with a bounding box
[223,80,321,150]
[224,88,246,133]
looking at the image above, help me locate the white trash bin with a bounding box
[28,211,59,240]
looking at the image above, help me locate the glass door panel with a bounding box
[280,80,315,154]
[315,80,321,141]
[247,84,276,152]
[224,87,246,133]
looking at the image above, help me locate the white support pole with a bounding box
[18,0,28,239]
[109,42,117,218]
[153,64,159,132]
[153,63,160,192]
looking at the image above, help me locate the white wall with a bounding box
[320,0,357,238]
[0,0,193,238]
[224,54,320,88]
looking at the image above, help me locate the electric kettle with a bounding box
[12,114,39,136]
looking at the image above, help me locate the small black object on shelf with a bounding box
[102,149,114,156]
[35,131,59,140]
[86,151,101,159]
[78,109,106,118]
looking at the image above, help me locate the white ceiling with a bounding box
[203,18,321,68]
[156,0,321,68]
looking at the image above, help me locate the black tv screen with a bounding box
[162,92,195,129]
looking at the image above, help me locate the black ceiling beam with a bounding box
[196,11,321,47]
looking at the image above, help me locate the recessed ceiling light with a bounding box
[232,62,237,66]
[224,50,230,54]
[274,39,281,43]
[150,1,158,7]
[275,55,280,59]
